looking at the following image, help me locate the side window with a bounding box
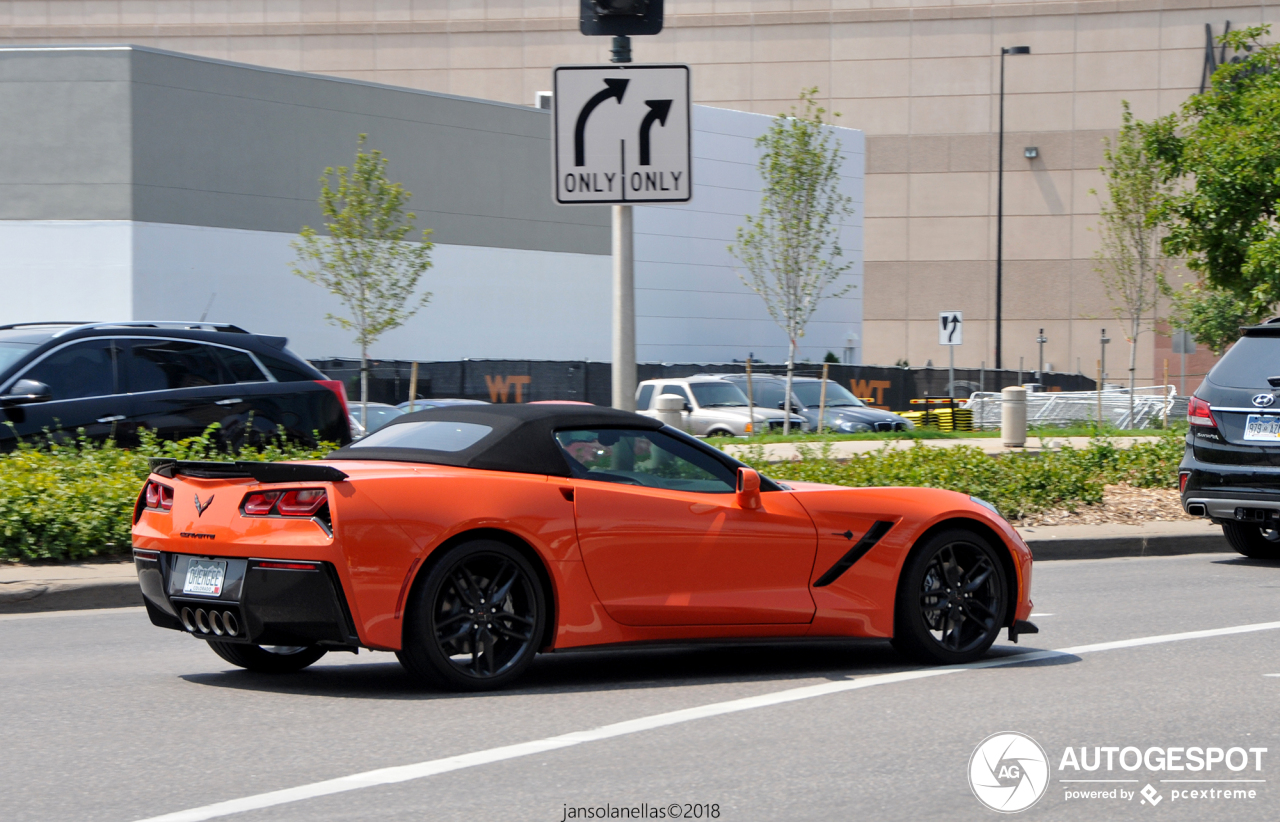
[257,351,318,382]
[214,348,268,383]
[659,384,690,405]
[637,384,654,410]
[124,339,229,392]
[754,382,787,408]
[555,428,736,494]
[21,340,120,401]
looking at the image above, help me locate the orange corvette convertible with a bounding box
[132,404,1036,690]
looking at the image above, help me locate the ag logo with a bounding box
[969,732,1050,813]
[1253,393,1275,407]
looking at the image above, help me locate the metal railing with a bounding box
[963,385,1187,430]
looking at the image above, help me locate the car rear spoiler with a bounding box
[148,459,348,483]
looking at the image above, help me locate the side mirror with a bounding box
[776,401,786,410]
[736,467,761,510]
[0,379,52,407]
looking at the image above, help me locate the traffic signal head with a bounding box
[580,0,663,36]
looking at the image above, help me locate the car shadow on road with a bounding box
[1211,557,1280,569]
[178,639,1072,701]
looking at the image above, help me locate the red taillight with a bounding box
[256,561,319,570]
[277,489,328,517]
[242,491,282,516]
[1180,471,1190,492]
[316,380,351,424]
[241,489,327,517]
[144,480,174,512]
[1187,396,1216,427]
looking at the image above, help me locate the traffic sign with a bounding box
[1172,329,1196,355]
[939,311,963,346]
[553,64,691,205]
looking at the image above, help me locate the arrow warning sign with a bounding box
[553,64,691,205]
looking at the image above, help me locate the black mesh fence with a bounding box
[310,358,1096,413]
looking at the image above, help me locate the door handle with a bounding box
[214,398,243,406]
[97,415,126,423]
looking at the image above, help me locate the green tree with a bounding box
[292,135,434,424]
[1149,25,1280,350]
[729,88,856,434]
[1091,102,1174,423]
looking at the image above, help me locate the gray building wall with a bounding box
[0,45,609,255]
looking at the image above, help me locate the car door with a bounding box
[122,338,244,442]
[558,427,818,626]
[0,338,132,446]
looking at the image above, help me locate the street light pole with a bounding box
[995,45,1030,371]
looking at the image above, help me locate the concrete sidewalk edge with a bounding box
[0,579,143,614]
[1,527,1236,615]
[1024,531,1230,561]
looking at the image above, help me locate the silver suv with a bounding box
[635,376,805,436]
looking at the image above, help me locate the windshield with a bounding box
[355,405,404,433]
[1208,336,1280,389]
[351,420,493,451]
[793,381,865,408]
[688,382,749,407]
[0,342,36,375]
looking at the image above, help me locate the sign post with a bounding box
[553,63,691,410]
[939,311,962,399]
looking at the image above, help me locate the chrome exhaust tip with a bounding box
[222,611,239,637]
[180,607,196,632]
[1187,502,1207,517]
[209,610,225,636]
[195,609,210,634]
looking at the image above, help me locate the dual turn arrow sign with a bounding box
[553,64,692,205]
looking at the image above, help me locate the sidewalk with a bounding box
[720,436,1155,463]
[0,559,140,614]
[1017,519,1228,561]
[0,518,1232,614]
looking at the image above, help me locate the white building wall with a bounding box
[0,222,133,325]
[0,107,863,368]
[634,105,864,365]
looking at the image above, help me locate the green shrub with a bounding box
[0,426,335,563]
[738,430,1183,521]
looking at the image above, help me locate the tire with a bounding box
[892,529,1008,665]
[1221,522,1280,560]
[207,641,327,673]
[397,539,546,691]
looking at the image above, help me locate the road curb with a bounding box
[1024,531,1231,561]
[0,530,1237,615]
[0,579,142,614]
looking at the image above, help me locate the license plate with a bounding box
[1244,414,1280,442]
[183,559,226,596]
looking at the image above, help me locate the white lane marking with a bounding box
[0,606,145,623]
[133,620,1280,822]
[1030,613,1055,617]
[1265,674,1280,678]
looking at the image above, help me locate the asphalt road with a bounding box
[4,552,1280,822]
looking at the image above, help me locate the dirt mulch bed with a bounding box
[1016,484,1194,527]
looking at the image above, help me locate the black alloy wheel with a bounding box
[208,641,328,673]
[892,529,1008,665]
[398,540,545,691]
[1221,521,1280,560]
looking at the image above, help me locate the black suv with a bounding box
[1181,322,1280,559]
[0,322,351,451]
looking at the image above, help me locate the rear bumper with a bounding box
[134,549,360,649]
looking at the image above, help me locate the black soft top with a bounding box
[326,404,664,476]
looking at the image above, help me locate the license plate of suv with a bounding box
[182,559,226,596]
[1244,414,1280,442]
